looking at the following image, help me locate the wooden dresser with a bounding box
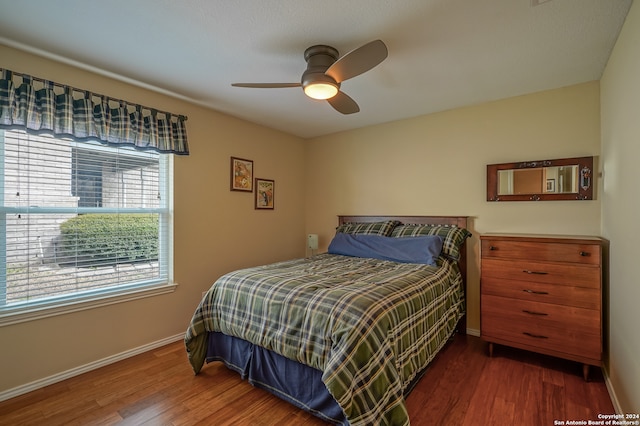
[480,233,607,380]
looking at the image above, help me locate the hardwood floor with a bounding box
[0,335,614,425]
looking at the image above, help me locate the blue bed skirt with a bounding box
[206,331,347,425]
[205,330,450,424]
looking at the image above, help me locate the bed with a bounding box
[185,215,470,425]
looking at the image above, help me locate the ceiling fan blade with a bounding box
[231,83,301,88]
[327,91,360,114]
[325,40,388,83]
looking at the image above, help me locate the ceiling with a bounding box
[0,0,633,139]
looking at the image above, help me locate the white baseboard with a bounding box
[466,327,480,337]
[602,367,624,414]
[0,333,185,403]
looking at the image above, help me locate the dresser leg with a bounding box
[488,342,494,357]
[583,364,590,381]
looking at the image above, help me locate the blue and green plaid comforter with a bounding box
[185,253,464,425]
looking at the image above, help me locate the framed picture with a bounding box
[546,178,556,193]
[255,178,274,209]
[230,157,253,192]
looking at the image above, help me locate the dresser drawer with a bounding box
[481,294,600,335]
[481,277,601,310]
[481,239,601,265]
[482,258,600,289]
[481,295,601,359]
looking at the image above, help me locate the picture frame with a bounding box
[230,157,253,192]
[546,178,556,193]
[255,178,274,210]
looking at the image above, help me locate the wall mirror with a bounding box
[487,156,593,201]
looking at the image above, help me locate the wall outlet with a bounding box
[307,234,318,250]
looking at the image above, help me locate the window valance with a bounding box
[0,68,189,155]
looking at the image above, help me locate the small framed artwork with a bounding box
[255,178,274,209]
[546,178,556,193]
[230,157,253,192]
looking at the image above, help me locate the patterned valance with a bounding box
[0,68,189,155]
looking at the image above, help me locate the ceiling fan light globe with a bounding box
[304,82,339,100]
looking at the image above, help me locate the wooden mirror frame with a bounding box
[487,156,594,202]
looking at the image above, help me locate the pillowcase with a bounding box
[335,220,400,237]
[390,224,471,261]
[328,232,443,266]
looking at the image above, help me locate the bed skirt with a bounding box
[204,329,456,425]
[206,331,347,425]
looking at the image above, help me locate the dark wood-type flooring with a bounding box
[0,335,614,425]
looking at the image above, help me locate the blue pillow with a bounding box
[328,233,443,266]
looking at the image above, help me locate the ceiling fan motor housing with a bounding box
[301,45,340,89]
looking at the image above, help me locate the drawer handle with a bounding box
[523,289,549,295]
[489,246,497,251]
[523,270,548,275]
[579,251,589,257]
[523,309,548,316]
[523,332,549,339]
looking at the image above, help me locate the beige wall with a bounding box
[0,45,306,393]
[601,0,640,414]
[305,81,602,334]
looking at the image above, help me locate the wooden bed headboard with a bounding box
[338,215,468,228]
[337,215,470,333]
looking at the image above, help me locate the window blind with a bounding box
[1,129,172,308]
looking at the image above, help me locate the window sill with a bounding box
[0,282,178,327]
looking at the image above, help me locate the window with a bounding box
[0,130,174,324]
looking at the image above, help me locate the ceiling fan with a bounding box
[231,40,388,114]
